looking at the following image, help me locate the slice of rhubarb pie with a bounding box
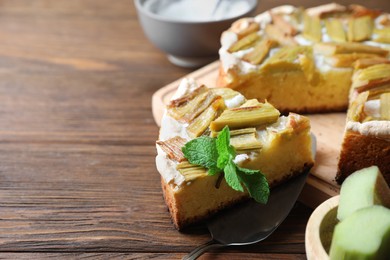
[156,79,314,229]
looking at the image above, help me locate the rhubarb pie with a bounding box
[217,3,390,113]
[156,79,314,229]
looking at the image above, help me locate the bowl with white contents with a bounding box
[135,0,258,68]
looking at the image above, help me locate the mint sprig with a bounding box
[225,159,243,192]
[181,136,220,175]
[216,125,235,169]
[237,167,269,204]
[182,126,270,203]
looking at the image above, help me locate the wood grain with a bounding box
[0,0,389,259]
[0,253,306,260]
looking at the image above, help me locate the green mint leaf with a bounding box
[224,160,243,192]
[181,124,269,204]
[237,169,269,204]
[236,165,260,175]
[216,126,235,169]
[207,166,220,175]
[182,136,219,174]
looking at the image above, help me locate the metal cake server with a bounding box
[183,136,316,260]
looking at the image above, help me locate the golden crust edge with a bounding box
[161,163,314,230]
[336,130,390,185]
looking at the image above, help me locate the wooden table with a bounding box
[0,0,388,259]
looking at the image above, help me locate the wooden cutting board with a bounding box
[152,61,343,208]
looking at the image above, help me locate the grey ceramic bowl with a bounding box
[135,0,258,68]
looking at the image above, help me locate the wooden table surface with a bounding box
[0,0,388,259]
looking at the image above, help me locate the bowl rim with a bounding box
[305,195,340,260]
[134,0,258,24]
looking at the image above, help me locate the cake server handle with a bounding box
[182,239,226,260]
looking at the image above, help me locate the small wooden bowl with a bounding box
[305,195,340,260]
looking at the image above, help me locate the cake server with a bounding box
[183,170,310,259]
[183,136,316,259]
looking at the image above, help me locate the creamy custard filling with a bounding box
[224,93,245,108]
[346,121,390,139]
[171,78,199,100]
[156,146,184,187]
[347,99,390,139]
[364,99,381,118]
